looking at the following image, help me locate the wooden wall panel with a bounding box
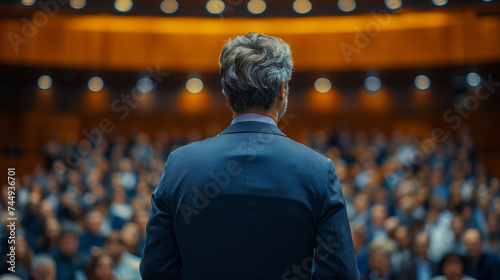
[20,112,82,154]
[0,11,499,71]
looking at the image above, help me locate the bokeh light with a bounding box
[70,0,86,9]
[432,0,448,7]
[186,78,204,93]
[384,0,402,10]
[364,76,382,92]
[467,72,481,87]
[21,0,36,6]
[293,0,312,14]
[114,0,133,12]
[338,0,356,12]
[248,0,266,15]
[414,75,431,90]
[88,76,104,92]
[38,75,52,90]
[206,0,225,15]
[137,77,155,93]
[161,0,179,14]
[314,78,332,93]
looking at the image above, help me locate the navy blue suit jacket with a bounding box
[140,121,358,280]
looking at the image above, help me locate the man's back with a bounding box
[140,121,358,280]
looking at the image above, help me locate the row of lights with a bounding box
[36,73,482,93]
[37,76,205,94]
[21,0,493,15]
[313,72,482,93]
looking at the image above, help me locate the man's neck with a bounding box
[234,109,278,124]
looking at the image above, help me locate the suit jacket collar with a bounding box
[218,121,287,138]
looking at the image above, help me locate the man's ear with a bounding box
[279,82,286,99]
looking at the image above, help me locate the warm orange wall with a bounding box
[1,11,500,71]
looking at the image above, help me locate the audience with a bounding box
[0,126,499,280]
[432,252,476,280]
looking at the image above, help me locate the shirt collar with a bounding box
[231,113,277,127]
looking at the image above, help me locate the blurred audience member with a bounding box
[463,229,500,280]
[369,204,389,242]
[0,236,32,279]
[450,215,466,255]
[352,222,369,276]
[49,226,87,280]
[37,217,61,253]
[120,222,141,256]
[115,158,138,198]
[483,212,500,258]
[0,275,22,280]
[30,254,57,280]
[392,225,411,273]
[109,188,133,230]
[432,252,476,280]
[397,231,436,280]
[79,210,106,257]
[85,253,116,280]
[362,241,396,280]
[104,231,141,280]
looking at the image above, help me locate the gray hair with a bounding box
[219,32,293,113]
[0,275,22,280]
[31,254,56,271]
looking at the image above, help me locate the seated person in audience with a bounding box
[132,208,150,257]
[451,215,466,255]
[120,222,141,256]
[397,231,437,280]
[109,188,134,229]
[463,228,500,280]
[362,241,397,280]
[0,275,22,280]
[49,226,87,280]
[115,158,138,198]
[103,231,141,280]
[392,225,411,273]
[85,252,116,280]
[36,217,61,253]
[483,212,500,258]
[432,252,476,280]
[351,192,371,225]
[368,204,389,242]
[30,254,57,280]
[0,236,32,280]
[352,222,369,277]
[79,210,106,256]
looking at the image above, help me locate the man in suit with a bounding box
[140,32,358,280]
